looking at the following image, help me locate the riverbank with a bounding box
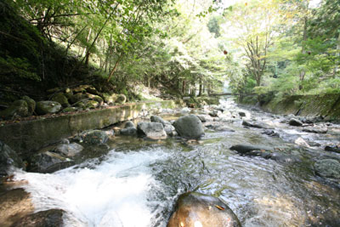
[260,94,340,120]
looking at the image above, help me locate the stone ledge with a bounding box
[0,100,176,157]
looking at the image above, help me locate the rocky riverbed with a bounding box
[1,97,340,226]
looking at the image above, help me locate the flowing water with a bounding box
[10,98,340,226]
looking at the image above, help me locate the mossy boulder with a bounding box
[69,93,87,104]
[22,96,36,115]
[74,99,99,110]
[51,93,70,108]
[36,101,62,115]
[0,99,28,120]
[86,94,104,104]
[83,130,108,145]
[102,93,126,105]
[62,107,78,113]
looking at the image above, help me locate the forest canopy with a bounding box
[1,0,339,101]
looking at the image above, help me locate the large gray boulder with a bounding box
[137,122,167,140]
[173,115,204,139]
[0,141,24,176]
[168,192,241,227]
[315,159,340,179]
[36,101,62,115]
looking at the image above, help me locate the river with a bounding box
[11,98,340,226]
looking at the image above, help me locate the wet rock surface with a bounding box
[0,141,24,177]
[11,209,65,227]
[0,188,34,227]
[168,192,241,227]
[29,151,75,173]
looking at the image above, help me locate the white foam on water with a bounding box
[14,149,169,227]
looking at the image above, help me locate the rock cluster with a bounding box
[0,84,127,120]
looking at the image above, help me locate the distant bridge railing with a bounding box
[209,93,255,96]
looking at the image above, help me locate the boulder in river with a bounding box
[173,115,205,139]
[54,143,83,157]
[150,116,176,136]
[242,120,265,129]
[314,159,340,179]
[0,141,24,176]
[36,101,62,115]
[120,121,137,136]
[29,151,75,173]
[288,118,303,126]
[150,115,167,126]
[83,130,109,145]
[12,209,65,227]
[167,192,241,227]
[137,122,167,140]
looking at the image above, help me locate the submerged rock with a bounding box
[325,145,340,154]
[302,126,328,134]
[315,159,340,179]
[173,115,205,139]
[0,141,24,176]
[230,144,299,163]
[137,122,167,140]
[242,120,265,128]
[0,188,34,226]
[167,192,241,227]
[12,209,65,227]
[230,144,271,154]
[36,101,62,115]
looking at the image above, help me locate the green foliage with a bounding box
[0,57,41,81]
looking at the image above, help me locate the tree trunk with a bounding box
[198,76,203,96]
